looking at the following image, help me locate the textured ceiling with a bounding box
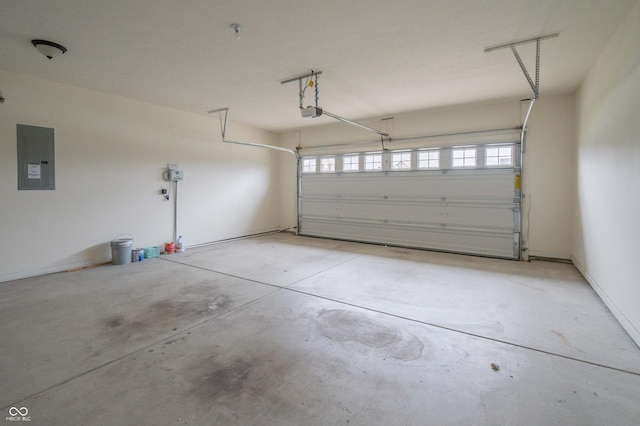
[0,0,634,132]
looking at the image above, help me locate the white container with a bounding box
[132,248,144,262]
[176,236,185,253]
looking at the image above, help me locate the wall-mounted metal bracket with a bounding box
[484,32,560,144]
[485,32,558,261]
[484,32,559,99]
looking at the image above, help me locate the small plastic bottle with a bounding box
[176,236,185,253]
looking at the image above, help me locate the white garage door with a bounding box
[299,133,521,259]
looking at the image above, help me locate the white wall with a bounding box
[278,94,576,259]
[0,71,283,282]
[573,0,640,343]
[524,94,575,259]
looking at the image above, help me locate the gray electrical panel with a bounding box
[17,124,55,190]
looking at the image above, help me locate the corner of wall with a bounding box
[572,0,640,346]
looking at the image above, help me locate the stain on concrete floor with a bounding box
[185,350,293,409]
[191,356,255,401]
[551,329,585,353]
[315,309,425,361]
[101,294,232,344]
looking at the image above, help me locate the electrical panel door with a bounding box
[17,124,55,190]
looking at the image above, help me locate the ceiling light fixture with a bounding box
[230,23,241,39]
[31,39,67,59]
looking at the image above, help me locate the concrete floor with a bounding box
[1,233,639,425]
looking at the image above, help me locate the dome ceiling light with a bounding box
[31,39,67,59]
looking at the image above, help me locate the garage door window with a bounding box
[365,154,382,171]
[302,157,317,173]
[392,152,412,170]
[418,151,439,169]
[452,149,476,167]
[320,157,336,173]
[343,155,359,172]
[486,146,513,167]
[303,144,515,174]
[300,138,521,259]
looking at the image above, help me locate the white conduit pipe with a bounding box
[221,137,298,158]
[519,97,535,260]
[173,180,178,244]
[521,98,536,152]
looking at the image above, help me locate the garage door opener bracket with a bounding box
[281,70,389,139]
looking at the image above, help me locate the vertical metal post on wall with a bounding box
[297,155,302,235]
[484,32,559,259]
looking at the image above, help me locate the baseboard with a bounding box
[528,256,572,264]
[0,258,110,284]
[183,227,288,249]
[571,255,640,348]
[528,250,571,260]
[1,228,291,284]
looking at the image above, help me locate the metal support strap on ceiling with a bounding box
[484,32,559,100]
[208,107,298,159]
[484,32,559,148]
[281,70,389,138]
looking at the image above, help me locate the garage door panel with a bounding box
[300,219,517,258]
[299,142,521,259]
[300,199,516,229]
[302,171,516,199]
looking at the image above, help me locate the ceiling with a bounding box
[0,0,634,132]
